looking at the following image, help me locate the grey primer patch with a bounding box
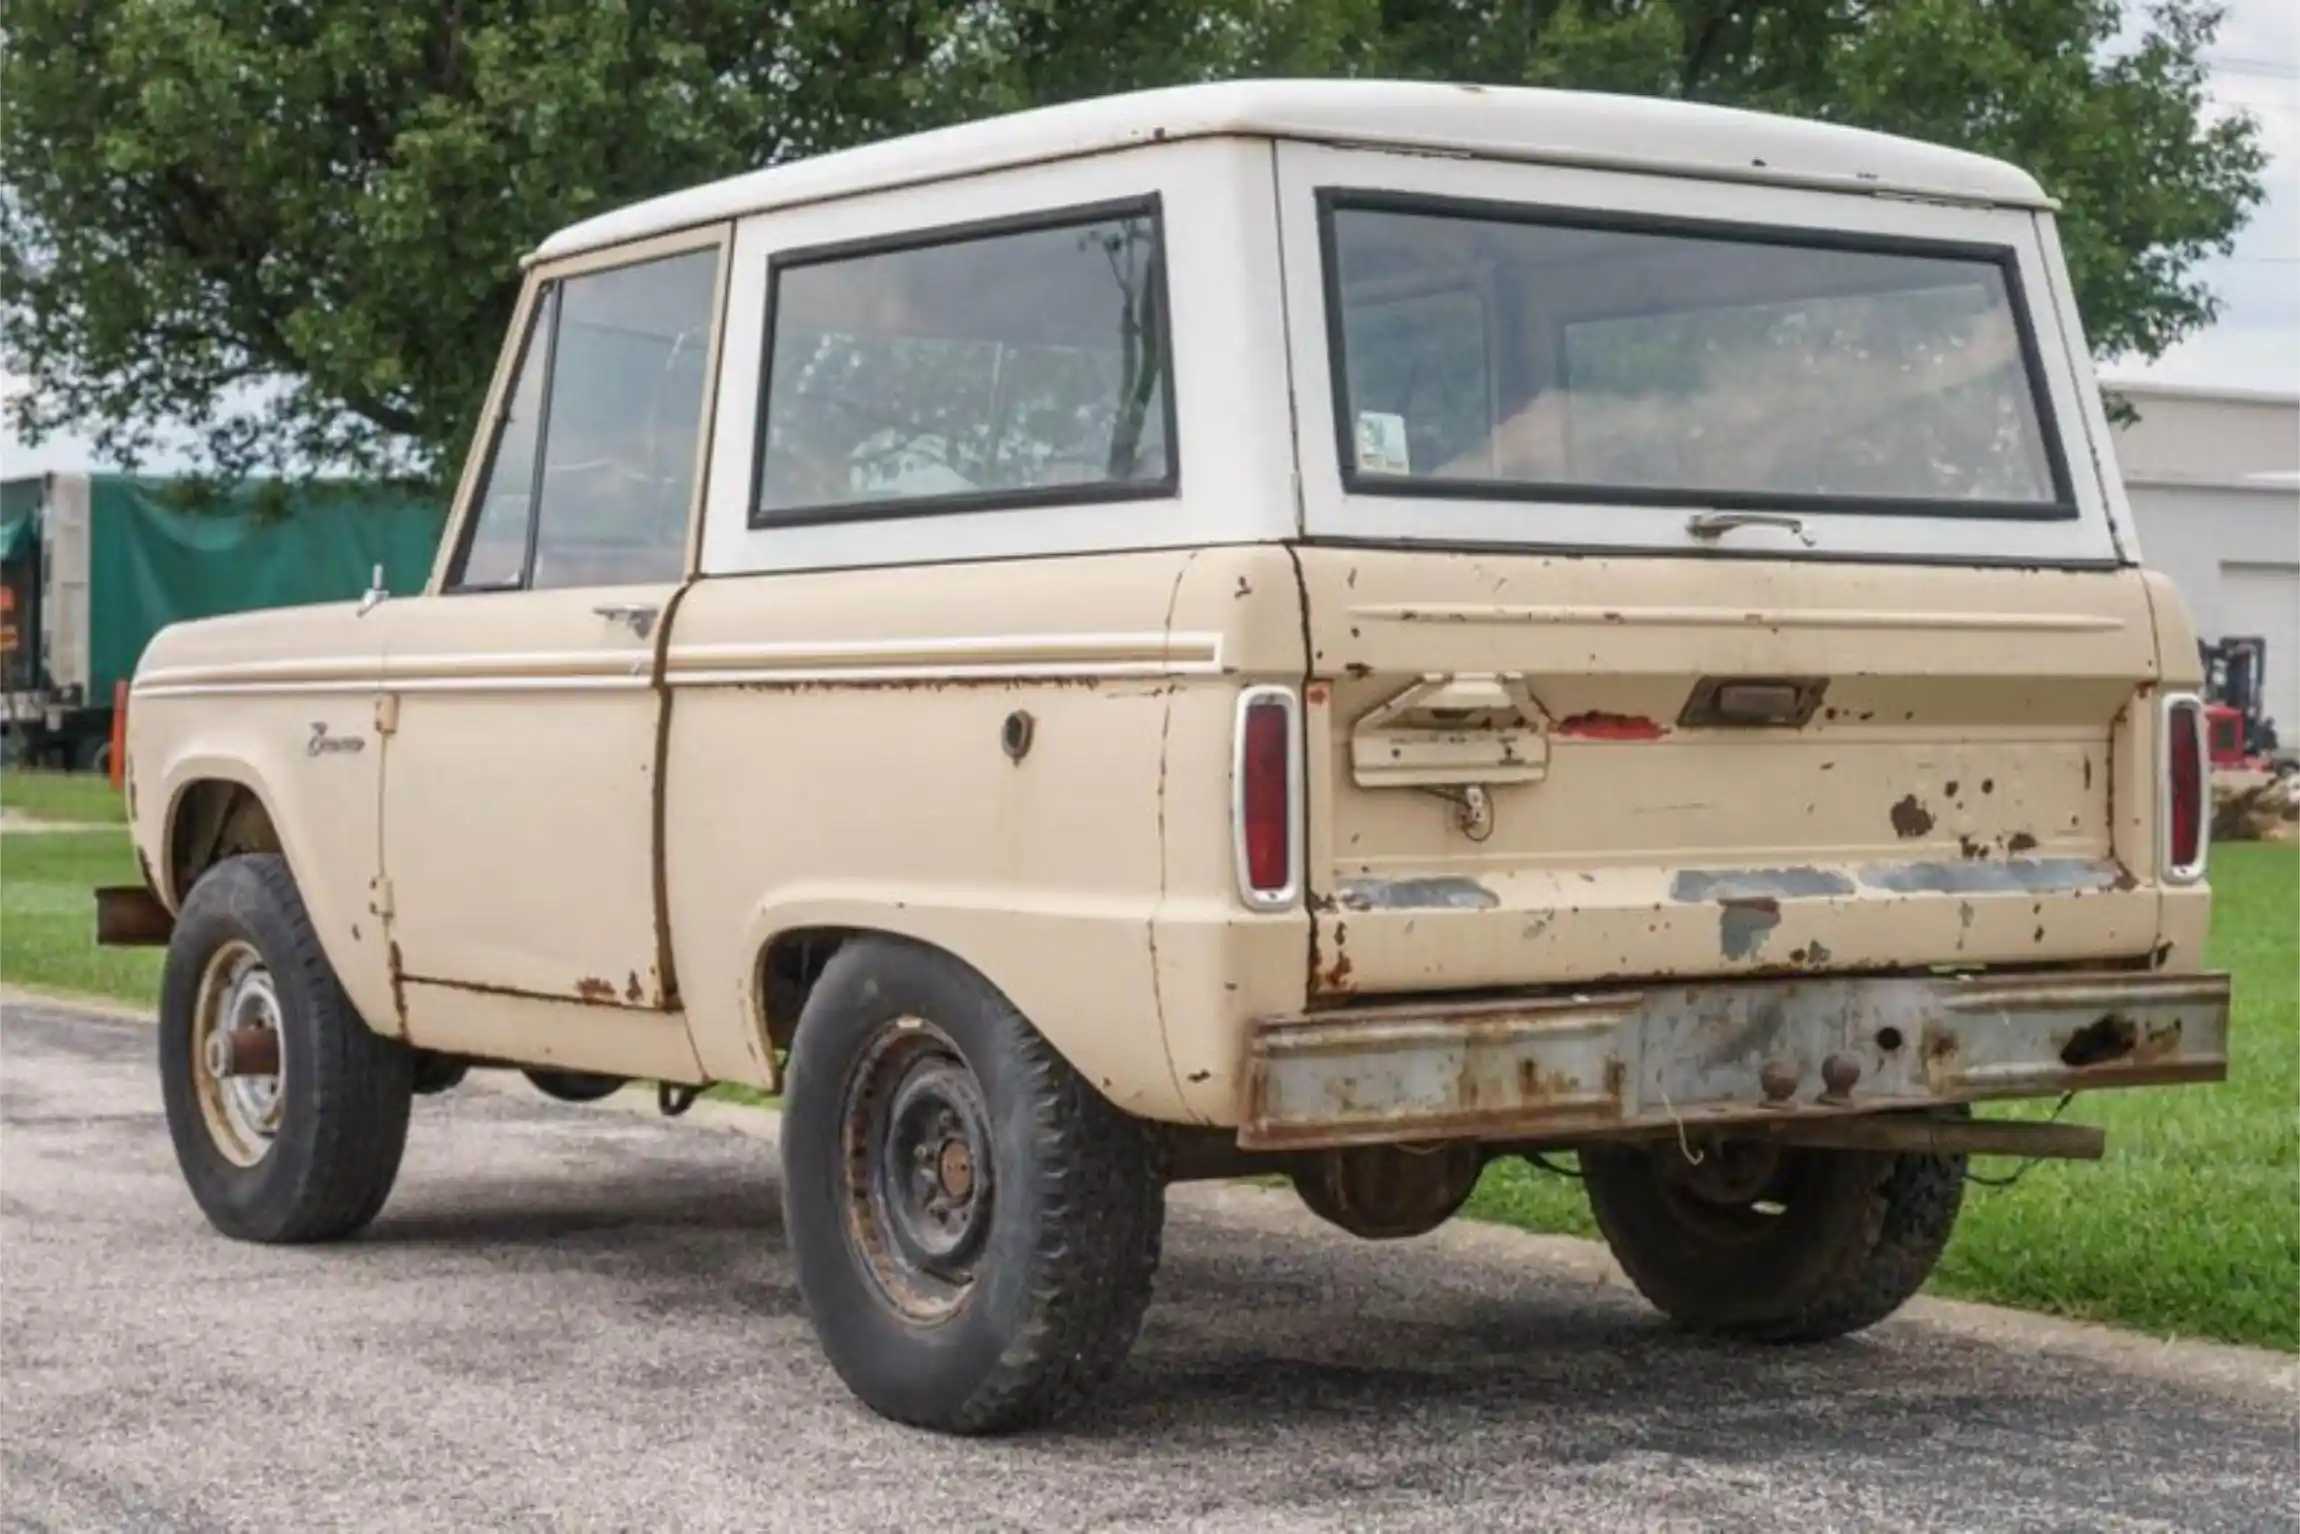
[1860,858,2123,895]
[1337,876,1501,911]
[1718,897,1781,960]
[1671,867,1855,902]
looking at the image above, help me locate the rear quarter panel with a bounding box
[662,545,1306,1124]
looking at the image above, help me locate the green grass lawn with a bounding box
[3,823,2291,1347]
[0,830,162,1002]
[0,768,128,825]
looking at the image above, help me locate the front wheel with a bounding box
[780,937,1165,1434]
[1579,1135,1964,1342]
[158,854,415,1243]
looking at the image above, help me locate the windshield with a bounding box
[1323,194,2072,518]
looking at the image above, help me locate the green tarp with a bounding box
[0,477,43,563]
[85,477,446,695]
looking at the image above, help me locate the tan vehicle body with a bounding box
[121,82,2227,1160]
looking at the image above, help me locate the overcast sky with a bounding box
[4,5,2294,476]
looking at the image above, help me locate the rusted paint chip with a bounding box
[1556,711,1666,741]
[1717,895,1781,960]
[1671,867,1853,902]
[1889,794,1935,838]
[1862,858,2121,895]
[1336,876,1501,911]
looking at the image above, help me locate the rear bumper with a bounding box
[1241,969,2229,1151]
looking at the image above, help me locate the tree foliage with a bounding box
[0,0,2264,482]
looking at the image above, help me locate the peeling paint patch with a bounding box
[1337,876,1501,911]
[1672,867,1854,902]
[1889,794,1936,838]
[1556,711,1666,740]
[1718,896,1781,960]
[1861,858,2122,895]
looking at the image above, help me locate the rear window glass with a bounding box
[753,199,1176,524]
[1323,194,2072,518]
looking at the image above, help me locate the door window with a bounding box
[447,246,720,590]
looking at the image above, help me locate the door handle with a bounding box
[1685,511,1815,547]
[592,603,659,640]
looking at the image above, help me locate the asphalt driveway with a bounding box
[3,1000,2292,1532]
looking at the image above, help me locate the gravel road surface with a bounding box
[4,999,2293,1533]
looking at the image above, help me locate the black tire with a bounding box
[523,1068,627,1103]
[158,853,415,1243]
[780,936,1165,1435]
[1580,1136,1964,1342]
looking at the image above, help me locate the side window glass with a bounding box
[450,286,556,590]
[1343,288,1493,479]
[530,249,720,590]
[755,200,1175,523]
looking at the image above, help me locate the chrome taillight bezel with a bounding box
[1231,684,1304,910]
[2159,691,2209,886]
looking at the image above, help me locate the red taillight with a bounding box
[1235,688,1298,906]
[2164,695,2207,882]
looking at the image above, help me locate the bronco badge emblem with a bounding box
[307,722,366,757]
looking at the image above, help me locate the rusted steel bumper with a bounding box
[1240,969,2229,1152]
[94,885,174,947]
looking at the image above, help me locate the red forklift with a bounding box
[2199,636,2296,777]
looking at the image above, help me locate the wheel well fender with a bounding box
[165,776,285,907]
[736,893,1185,1122]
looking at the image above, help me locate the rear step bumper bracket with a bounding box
[1241,969,2228,1152]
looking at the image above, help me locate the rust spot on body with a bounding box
[575,976,617,1003]
[1890,795,1935,838]
[1718,896,1781,960]
[387,941,408,1027]
[2007,832,2039,854]
[625,971,645,1003]
[1557,711,1666,740]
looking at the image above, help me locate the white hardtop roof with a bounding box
[533,79,2053,262]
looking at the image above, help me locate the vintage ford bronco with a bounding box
[105,81,2228,1434]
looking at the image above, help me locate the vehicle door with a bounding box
[377,228,728,1023]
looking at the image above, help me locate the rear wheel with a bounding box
[158,854,414,1243]
[781,937,1165,1434]
[1579,1136,1963,1341]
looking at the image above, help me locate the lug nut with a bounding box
[1759,1061,1800,1103]
[1820,1053,1862,1102]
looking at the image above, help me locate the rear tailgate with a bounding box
[1299,549,2165,1000]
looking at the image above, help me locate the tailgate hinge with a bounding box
[372,692,400,737]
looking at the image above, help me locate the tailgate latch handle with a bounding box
[1350,672,1548,793]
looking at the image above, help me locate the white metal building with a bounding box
[2106,380,2300,737]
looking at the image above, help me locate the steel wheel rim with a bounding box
[1656,1142,1799,1245]
[191,940,286,1167]
[839,1017,994,1323]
